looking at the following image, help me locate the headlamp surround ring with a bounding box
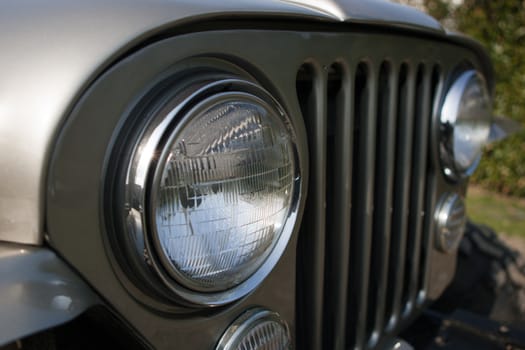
[119,76,302,307]
[439,70,492,181]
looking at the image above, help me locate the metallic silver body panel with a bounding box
[283,0,442,30]
[0,242,99,346]
[0,0,445,244]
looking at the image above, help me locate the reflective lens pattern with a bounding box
[453,74,491,172]
[440,70,492,179]
[152,96,295,291]
[234,320,290,350]
[435,193,467,253]
[216,308,291,350]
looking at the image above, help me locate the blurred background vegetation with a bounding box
[397,0,525,197]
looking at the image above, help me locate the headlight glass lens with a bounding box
[440,70,492,179]
[216,308,291,350]
[151,94,296,292]
[435,193,467,253]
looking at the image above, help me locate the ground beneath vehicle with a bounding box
[405,222,525,349]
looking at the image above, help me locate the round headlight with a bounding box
[435,193,467,253]
[216,308,291,350]
[119,77,302,306]
[439,70,492,180]
[152,93,296,292]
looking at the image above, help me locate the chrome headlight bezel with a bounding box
[115,75,303,307]
[216,308,291,350]
[439,70,492,181]
[434,193,467,253]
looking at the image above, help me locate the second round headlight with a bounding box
[121,77,302,306]
[439,70,492,180]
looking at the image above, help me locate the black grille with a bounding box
[297,59,441,350]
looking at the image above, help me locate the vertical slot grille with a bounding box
[403,64,431,316]
[297,58,441,349]
[346,62,375,350]
[323,63,352,350]
[418,65,442,302]
[367,61,396,348]
[400,64,426,315]
[296,63,327,350]
[386,62,416,332]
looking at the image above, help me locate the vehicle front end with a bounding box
[0,1,503,349]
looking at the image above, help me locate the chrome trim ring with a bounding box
[118,76,303,306]
[434,193,467,253]
[216,308,291,350]
[439,70,492,181]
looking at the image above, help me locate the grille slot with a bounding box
[296,63,327,350]
[403,64,431,316]
[297,59,441,350]
[347,61,377,349]
[418,66,443,301]
[323,62,352,350]
[367,61,396,348]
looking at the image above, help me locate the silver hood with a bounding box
[0,0,482,244]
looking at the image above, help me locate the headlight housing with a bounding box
[434,193,467,253]
[216,308,291,350]
[115,76,302,306]
[439,70,492,180]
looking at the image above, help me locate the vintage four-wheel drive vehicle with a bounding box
[0,0,521,349]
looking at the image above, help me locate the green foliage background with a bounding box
[407,0,525,196]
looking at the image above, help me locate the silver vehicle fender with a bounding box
[0,243,98,346]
